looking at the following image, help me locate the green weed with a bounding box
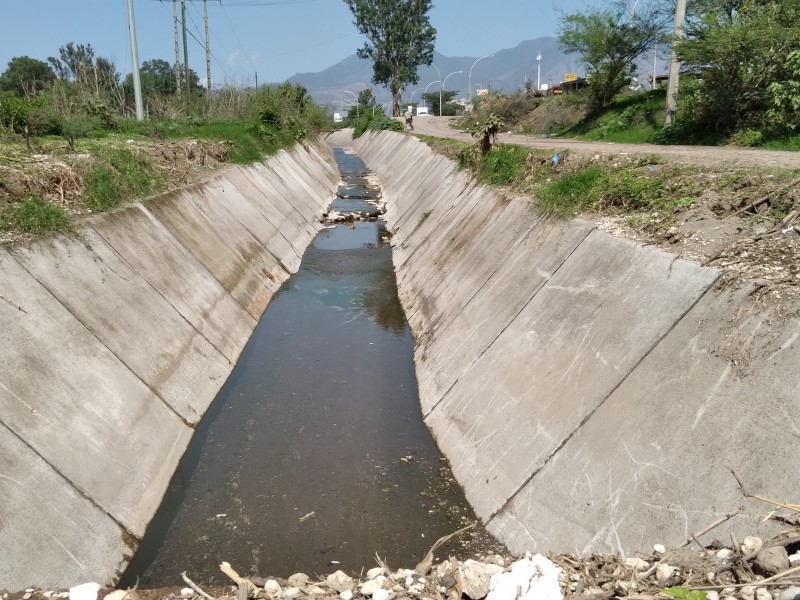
[0,197,70,234]
[84,148,163,212]
[477,144,530,186]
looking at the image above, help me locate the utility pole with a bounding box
[665,0,687,126]
[173,0,181,94]
[181,0,190,97]
[255,72,258,90]
[537,51,542,91]
[203,0,211,97]
[126,0,144,120]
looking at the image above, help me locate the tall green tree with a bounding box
[0,57,55,96]
[344,0,436,116]
[422,89,458,116]
[559,1,662,110]
[123,59,200,98]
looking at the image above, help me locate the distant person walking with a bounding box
[404,106,414,131]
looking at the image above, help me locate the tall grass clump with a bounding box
[83,148,163,211]
[0,196,70,233]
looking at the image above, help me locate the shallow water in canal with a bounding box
[123,149,496,586]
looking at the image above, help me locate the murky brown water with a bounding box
[122,150,499,587]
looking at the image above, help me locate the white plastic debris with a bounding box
[486,554,563,600]
[69,583,101,600]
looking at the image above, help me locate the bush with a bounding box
[728,129,764,147]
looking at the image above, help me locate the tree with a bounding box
[422,90,458,116]
[357,88,377,109]
[344,0,436,116]
[0,57,55,96]
[559,1,662,110]
[48,43,119,93]
[123,59,200,99]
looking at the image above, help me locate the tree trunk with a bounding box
[392,92,401,117]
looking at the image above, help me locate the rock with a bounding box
[778,587,800,600]
[755,546,790,575]
[368,567,387,580]
[654,544,667,554]
[741,586,756,600]
[23,595,31,600]
[372,591,391,600]
[656,564,679,585]
[288,574,310,588]
[717,549,735,560]
[486,555,563,600]
[407,584,425,595]
[281,588,301,599]
[339,592,354,600]
[327,571,354,593]
[69,584,101,600]
[439,574,456,590]
[104,592,133,600]
[624,558,649,571]
[707,592,720,600]
[264,580,282,595]
[755,589,773,600]
[790,553,800,567]
[741,537,763,555]
[361,577,386,597]
[459,559,505,599]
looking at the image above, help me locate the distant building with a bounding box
[476,87,489,96]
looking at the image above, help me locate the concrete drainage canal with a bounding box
[122,148,501,586]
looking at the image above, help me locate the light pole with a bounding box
[469,54,493,100]
[423,80,440,108]
[343,90,358,119]
[536,51,542,91]
[441,71,462,116]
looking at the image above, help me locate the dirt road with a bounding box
[410,116,800,169]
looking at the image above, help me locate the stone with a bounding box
[368,568,388,580]
[656,564,679,585]
[706,592,719,600]
[264,580,282,595]
[69,583,101,600]
[755,589,773,600]
[304,586,326,595]
[778,587,800,600]
[741,537,763,555]
[361,578,386,597]
[179,589,194,598]
[408,584,425,595]
[104,592,132,600]
[339,592,354,600]
[717,549,735,560]
[23,595,32,600]
[486,555,562,600]
[288,574,310,588]
[654,544,666,554]
[790,554,800,567]
[459,559,505,599]
[624,558,649,571]
[439,574,456,590]
[755,547,790,576]
[740,586,756,600]
[327,571,355,593]
[373,591,391,600]
[281,588,301,599]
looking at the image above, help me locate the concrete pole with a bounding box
[665,0,687,126]
[182,0,190,97]
[173,0,181,95]
[203,0,211,98]
[537,51,542,91]
[126,0,144,121]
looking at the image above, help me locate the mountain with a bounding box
[288,37,583,108]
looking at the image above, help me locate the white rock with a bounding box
[23,595,32,600]
[656,564,678,585]
[486,554,563,600]
[281,587,301,599]
[372,590,390,600]
[741,537,763,555]
[327,571,355,593]
[654,544,667,554]
[361,578,386,597]
[459,559,505,599]
[408,584,425,595]
[367,567,387,580]
[778,587,800,600]
[741,585,756,600]
[717,549,735,560]
[624,558,649,571]
[755,589,773,600]
[305,586,327,595]
[104,592,130,600]
[70,583,101,600]
[180,589,194,598]
[339,591,354,600]
[44,593,54,599]
[706,592,720,600]
[723,596,737,600]
[288,574,310,588]
[264,580,282,595]
[789,553,800,567]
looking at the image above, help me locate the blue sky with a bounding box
[0,0,587,86]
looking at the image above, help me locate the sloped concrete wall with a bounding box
[326,129,800,557]
[0,143,338,590]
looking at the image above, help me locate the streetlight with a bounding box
[343,90,358,118]
[423,80,440,108]
[468,54,493,100]
[440,70,462,116]
[537,51,542,91]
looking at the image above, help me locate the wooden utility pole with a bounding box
[203,0,211,97]
[181,0,190,97]
[665,0,687,126]
[126,0,144,120]
[173,0,181,94]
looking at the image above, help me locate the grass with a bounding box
[557,90,667,143]
[477,145,531,186]
[83,147,165,212]
[0,197,70,234]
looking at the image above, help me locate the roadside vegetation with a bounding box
[333,88,405,138]
[0,42,328,240]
